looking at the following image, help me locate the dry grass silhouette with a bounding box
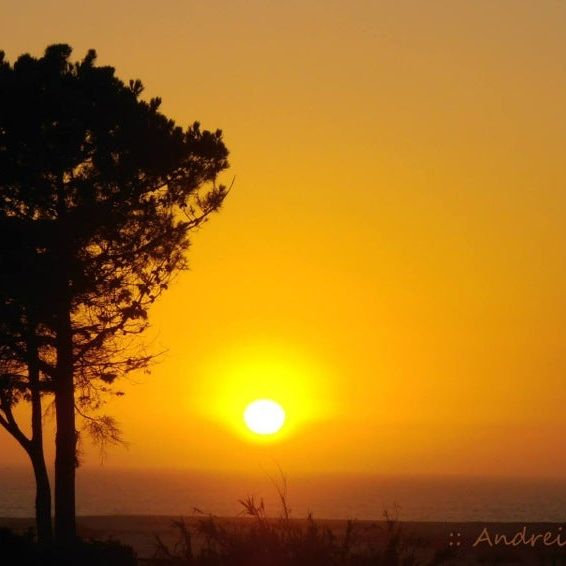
[149,485,452,566]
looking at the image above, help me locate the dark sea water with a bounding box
[1,466,565,522]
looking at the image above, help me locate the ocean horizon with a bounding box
[1,466,564,523]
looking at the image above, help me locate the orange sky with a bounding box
[1,1,565,478]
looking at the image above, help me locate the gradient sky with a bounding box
[1,0,565,478]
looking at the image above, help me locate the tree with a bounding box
[0,44,230,544]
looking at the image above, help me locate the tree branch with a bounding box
[0,400,31,451]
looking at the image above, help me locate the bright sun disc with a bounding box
[243,399,286,435]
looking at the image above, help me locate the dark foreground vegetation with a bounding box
[148,502,452,566]
[0,495,452,566]
[0,527,136,566]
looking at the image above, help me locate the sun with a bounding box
[243,399,286,435]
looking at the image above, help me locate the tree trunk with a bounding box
[54,306,77,545]
[30,448,53,545]
[28,325,53,545]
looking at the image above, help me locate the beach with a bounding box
[2,515,565,564]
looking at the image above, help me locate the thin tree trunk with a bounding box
[0,394,53,545]
[27,324,53,545]
[54,305,77,544]
[30,447,53,545]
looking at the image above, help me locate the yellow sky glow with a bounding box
[1,0,565,478]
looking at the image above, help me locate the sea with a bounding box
[0,467,565,522]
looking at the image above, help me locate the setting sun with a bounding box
[243,399,286,435]
[1,5,565,562]
[190,341,334,444]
